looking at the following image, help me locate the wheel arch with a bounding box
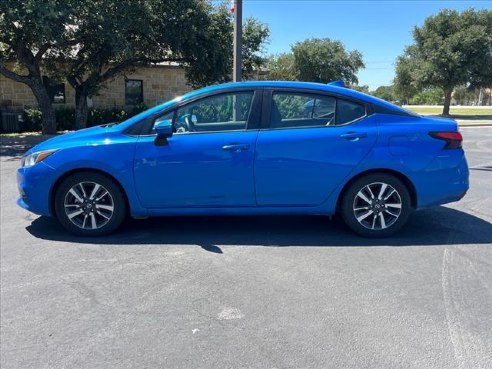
[336,168,417,213]
[49,168,131,217]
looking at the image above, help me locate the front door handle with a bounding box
[222,144,250,152]
[339,132,368,141]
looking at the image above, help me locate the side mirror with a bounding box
[154,119,173,146]
[155,119,173,138]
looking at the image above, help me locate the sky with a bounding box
[234,0,492,90]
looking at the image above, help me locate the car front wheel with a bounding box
[54,172,127,236]
[341,173,412,237]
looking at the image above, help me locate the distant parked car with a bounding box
[17,81,469,237]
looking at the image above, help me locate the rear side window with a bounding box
[269,92,365,129]
[336,99,365,125]
[271,93,336,128]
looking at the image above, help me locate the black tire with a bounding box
[341,173,412,237]
[54,172,127,236]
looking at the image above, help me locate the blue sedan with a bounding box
[17,81,469,237]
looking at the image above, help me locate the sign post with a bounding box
[232,0,242,82]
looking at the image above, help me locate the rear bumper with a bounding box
[414,152,469,209]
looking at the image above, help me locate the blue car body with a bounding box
[17,81,469,230]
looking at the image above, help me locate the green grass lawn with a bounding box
[406,106,492,116]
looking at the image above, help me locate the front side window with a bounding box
[271,93,336,128]
[125,79,143,105]
[174,92,253,133]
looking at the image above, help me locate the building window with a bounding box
[42,76,66,104]
[125,79,143,105]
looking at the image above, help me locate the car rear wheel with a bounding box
[54,172,126,236]
[341,173,411,237]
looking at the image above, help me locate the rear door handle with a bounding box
[339,132,368,141]
[222,144,250,152]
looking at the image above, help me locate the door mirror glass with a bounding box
[155,119,173,138]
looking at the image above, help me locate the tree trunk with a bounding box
[74,87,89,130]
[0,65,57,134]
[31,81,57,134]
[443,88,453,116]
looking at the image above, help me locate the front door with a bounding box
[134,90,260,208]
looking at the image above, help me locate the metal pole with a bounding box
[233,0,242,82]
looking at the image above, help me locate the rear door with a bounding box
[254,89,378,206]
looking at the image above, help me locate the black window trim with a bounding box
[261,88,370,130]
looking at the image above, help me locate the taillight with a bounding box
[429,131,463,149]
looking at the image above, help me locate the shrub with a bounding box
[18,104,149,132]
[24,108,43,131]
[55,108,76,131]
[409,88,444,105]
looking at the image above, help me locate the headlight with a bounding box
[21,149,58,167]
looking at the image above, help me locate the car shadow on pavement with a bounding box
[26,206,492,250]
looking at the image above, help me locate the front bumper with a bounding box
[16,162,56,216]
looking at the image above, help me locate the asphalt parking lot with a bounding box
[1,127,491,369]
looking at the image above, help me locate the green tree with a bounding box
[182,12,270,87]
[393,51,419,105]
[183,3,237,88]
[453,85,479,105]
[372,85,395,102]
[263,38,364,84]
[292,38,364,84]
[56,0,237,129]
[0,0,77,134]
[242,17,270,79]
[350,85,369,94]
[1,0,270,130]
[262,53,296,81]
[395,9,492,115]
[410,87,444,105]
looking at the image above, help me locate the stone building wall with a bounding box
[0,65,190,109]
[0,73,39,107]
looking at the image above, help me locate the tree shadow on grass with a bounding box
[26,206,492,252]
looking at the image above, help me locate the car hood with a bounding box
[26,125,112,154]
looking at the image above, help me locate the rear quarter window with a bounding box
[335,99,366,125]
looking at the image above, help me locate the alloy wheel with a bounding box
[352,182,402,230]
[63,181,114,230]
